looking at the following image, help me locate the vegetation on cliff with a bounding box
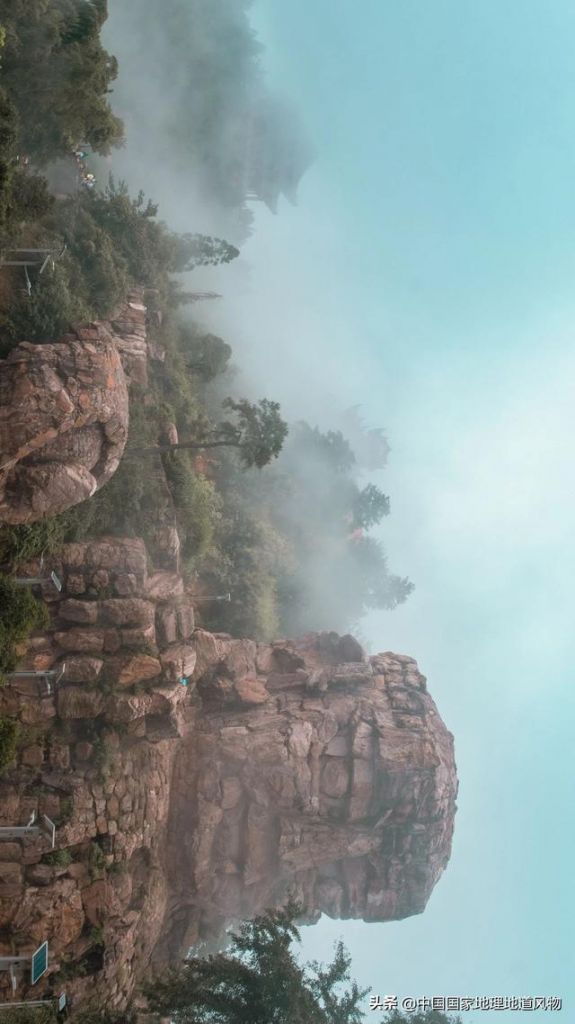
[0,0,122,237]
[148,904,461,1024]
[0,573,49,678]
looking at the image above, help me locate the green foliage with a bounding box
[170,233,240,271]
[89,924,105,947]
[185,331,232,382]
[0,716,19,771]
[0,260,91,349]
[0,90,17,231]
[85,178,240,290]
[6,168,54,223]
[88,841,106,878]
[0,573,49,677]
[0,509,81,564]
[48,199,130,315]
[352,483,390,529]
[147,903,368,1024]
[0,1007,57,1024]
[59,796,74,823]
[43,847,72,867]
[166,454,223,563]
[220,398,289,469]
[0,0,124,164]
[201,418,413,637]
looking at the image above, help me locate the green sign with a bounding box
[31,942,48,985]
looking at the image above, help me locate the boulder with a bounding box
[160,644,197,683]
[58,687,105,719]
[0,331,129,524]
[110,655,162,689]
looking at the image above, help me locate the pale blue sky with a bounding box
[243,1,575,1019]
[104,1,575,1018]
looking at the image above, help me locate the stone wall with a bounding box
[0,538,457,1011]
[0,538,197,1009]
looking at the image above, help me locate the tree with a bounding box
[186,333,232,381]
[146,903,368,1024]
[285,424,356,475]
[352,484,390,529]
[368,574,415,611]
[170,233,240,271]
[129,398,288,469]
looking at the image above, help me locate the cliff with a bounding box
[0,537,457,1012]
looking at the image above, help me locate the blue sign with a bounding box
[58,991,67,1012]
[31,941,48,985]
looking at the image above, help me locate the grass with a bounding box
[0,573,49,679]
[88,841,107,879]
[43,848,72,868]
[0,717,19,772]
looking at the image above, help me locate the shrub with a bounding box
[0,515,73,564]
[43,848,72,867]
[6,169,54,223]
[88,841,106,878]
[0,261,91,348]
[0,717,19,772]
[0,573,49,677]
[167,454,223,561]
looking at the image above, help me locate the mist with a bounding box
[98,0,410,641]
[98,3,575,1017]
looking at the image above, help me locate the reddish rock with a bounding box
[0,331,129,524]
[152,525,181,572]
[91,569,110,591]
[146,573,184,601]
[100,599,155,628]
[112,654,162,689]
[57,687,105,719]
[0,862,23,887]
[160,644,197,683]
[120,624,157,650]
[59,599,99,625]
[63,656,104,684]
[54,629,105,654]
[66,574,86,595]
[233,676,269,706]
[114,573,138,596]
[156,606,178,647]
[160,633,457,956]
[19,745,45,768]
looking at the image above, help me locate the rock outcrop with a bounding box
[0,537,457,1012]
[162,631,457,953]
[0,289,147,525]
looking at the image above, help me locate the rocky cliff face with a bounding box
[0,537,457,1011]
[0,289,147,524]
[163,631,456,954]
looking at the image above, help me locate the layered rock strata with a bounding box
[162,630,457,953]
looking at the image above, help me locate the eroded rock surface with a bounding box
[0,537,457,1012]
[162,631,457,953]
[0,289,147,524]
